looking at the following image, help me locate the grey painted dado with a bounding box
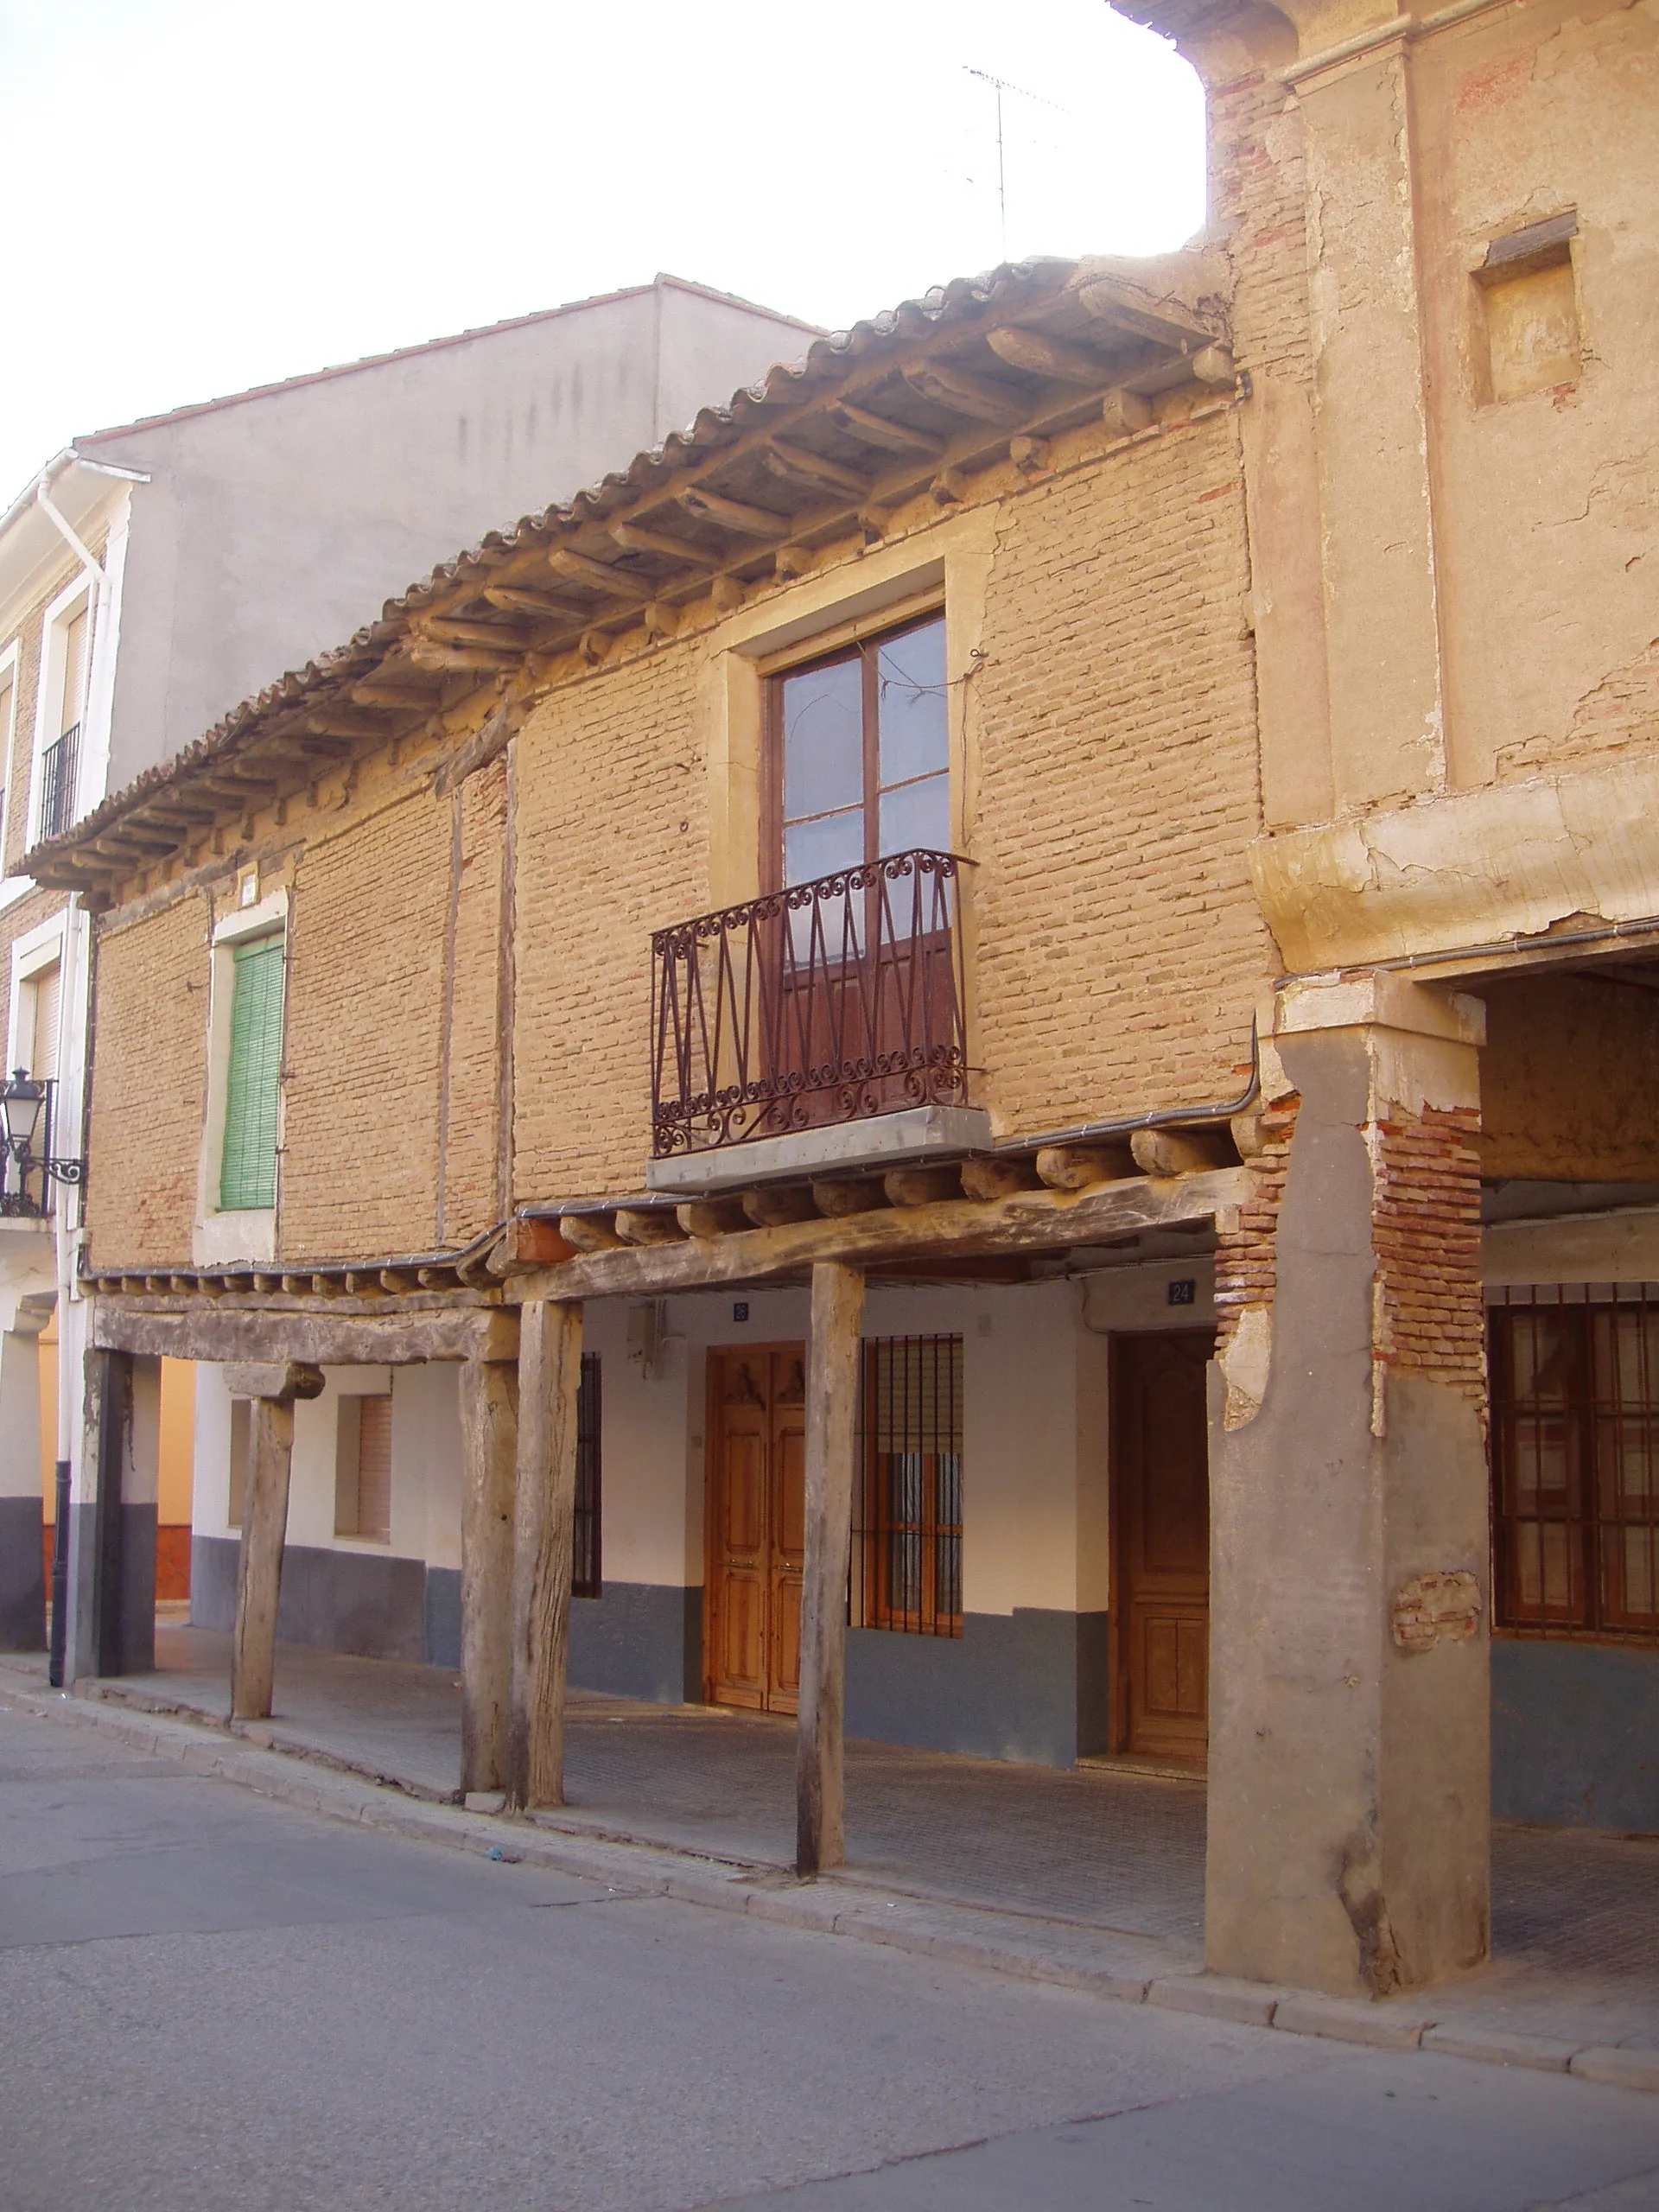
[193,1535,442,1667]
[569,1582,703,1705]
[1493,1637,1659,1834]
[0,1496,45,1650]
[847,1609,1111,1769]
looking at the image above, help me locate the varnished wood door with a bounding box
[1113,1331,1213,1763]
[706,1346,807,1713]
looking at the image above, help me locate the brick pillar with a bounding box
[1206,973,1490,1997]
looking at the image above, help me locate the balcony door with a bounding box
[705,1346,807,1713]
[761,611,956,1126]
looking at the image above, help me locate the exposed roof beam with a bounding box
[548,546,652,601]
[481,584,588,620]
[608,521,716,566]
[985,326,1122,385]
[824,401,945,457]
[408,642,520,673]
[675,486,791,537]
[760,442,873,499]
[421,616,537,652]
[902,361,1030,426]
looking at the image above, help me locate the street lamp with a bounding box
[2,1068,44,1156]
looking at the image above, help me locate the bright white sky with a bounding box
[0,0,1204,504]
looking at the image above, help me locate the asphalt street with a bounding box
[1,1695,1656,2212]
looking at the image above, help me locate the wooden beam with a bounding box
[506,1299,582,1810]
[903,361,1030,427]
[675,486,790,537]
[796,1260,865,1875]
[810,1177,888,1219]
[883,1166,962,1207]
[760,442,871,499]
[408,642,521,674]
[227,1362,322,1722]
[958,1154,1043,1201]
[609,521,715,566]
[677,1197,750,1238]
[459,1357,518,1796]
[986,326,1120,385]
[353,678,441,709]
[559,1212,624,1254]
[741,1185,818,1228]
[512,1167,1254,1302]
[827,401,944,457]
[486,1217,575,1275]
[1035,1141,1137,1191]
[421,617,536,652]
[92,1302,518,1366]
[482,585,588,621]
[1129,1127,1237,1177]
[613,1207,686,1247]
[549,547,651,601]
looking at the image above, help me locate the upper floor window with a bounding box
[20,959,60,1084]
[219,931,285,1211]
[36,595,92,843]
[766,611,949,892]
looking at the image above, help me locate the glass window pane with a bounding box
[782,656,863,824]
[785,809,864,890]
[878,772,950,859]
[877,619,947,788]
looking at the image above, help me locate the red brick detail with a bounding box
[1213,1097,1298,1359]
[1371,1105,1486,1413]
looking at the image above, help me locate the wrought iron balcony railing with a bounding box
[1,1078,83,1220]
[652,849,973,1160]
[38,724,80,842]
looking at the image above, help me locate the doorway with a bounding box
[705,1345,807,1713]
[1111,1330,1213,1764]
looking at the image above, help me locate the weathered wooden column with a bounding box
[506,1299,582,1811]
[1206,974,1490,1996]
[458,1352,519,1796]
[796,1259,866,1877]
[228,1361,323,1723]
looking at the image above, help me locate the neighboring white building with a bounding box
[0,276,817,1656]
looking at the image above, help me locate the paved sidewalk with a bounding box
[14,1628,1659,2065]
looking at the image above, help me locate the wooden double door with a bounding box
[705,1346,808,1713]
[1112,1330,1214,1764]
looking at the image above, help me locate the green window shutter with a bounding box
[219,935,285,1211]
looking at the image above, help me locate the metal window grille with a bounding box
[1490,1285,1659,1645]
[852,1335,963,1637]
[573,1353,602,1599]
[38,722,79,842]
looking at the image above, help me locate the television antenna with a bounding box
[965,67,1075,259]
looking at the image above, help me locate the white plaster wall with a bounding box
[193,1359,461,1567]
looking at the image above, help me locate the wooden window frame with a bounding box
[217,930,285,1213]
[1491,1290,1659,1647]
[760,607,948,896]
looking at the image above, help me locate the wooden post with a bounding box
[227,1363,323,1724]
[796,1259,866,1877]
[506,1299,582,1810]
[458,1356,518,1795]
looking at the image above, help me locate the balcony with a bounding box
[38,724,80,842]
[650,849,986,1191]
[1,1077,79,1222]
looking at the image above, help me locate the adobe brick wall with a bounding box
[512,644,708,1203]
[1209,66,1312,390]
[440,753,509,1243]
[972,410,1273,1133]
[1372,1105,1486,1414]
[281,788,451,1261]
[1213,1100,1295,1369]
[84,892,208,1268]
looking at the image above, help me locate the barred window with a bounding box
[1491,1287,1659,1644]
[573,1353,602,1599]
[853,1335,963,1637]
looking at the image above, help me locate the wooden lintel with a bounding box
[675,486,790,537]
[513,1167,1254,1301]
[92,1301,518,1366]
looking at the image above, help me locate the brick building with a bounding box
[0,278,817,1656]
[29,0,1659,2002]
